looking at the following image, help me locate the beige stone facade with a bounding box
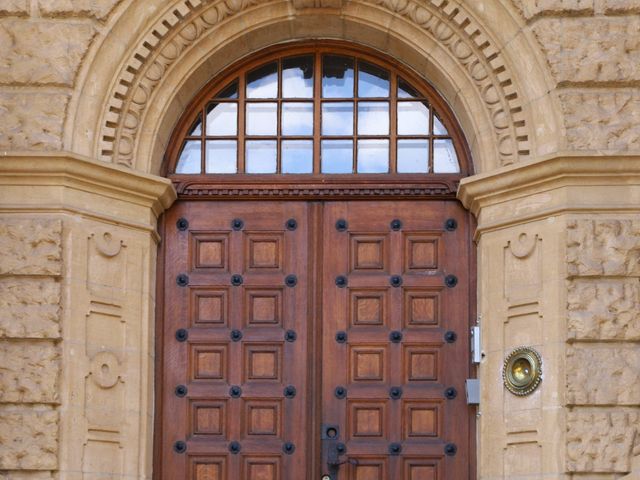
[0,0,639,478]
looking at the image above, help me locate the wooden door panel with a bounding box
[162,201,310,480]
[321,201,471,479]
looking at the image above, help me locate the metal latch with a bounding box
[470,325,481,364]
[465,379,480,405]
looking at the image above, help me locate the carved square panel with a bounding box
[191,401,226,436]
[245,233,284,271]
[347,457,387,480]
[349,346,387,382]
[404,235,439,271]
[403,458,439,480]
[191,456,226,480]
[404,346,438,382]
[403,402,441,439]
[403,290,440,327]
[349,234,388,272]
[347,401,386,439]
[192,289,227,326]
[242,456,281,480]
[192,234,229,270]
[191,344,227,381]
[244,344,282,381]
[350,290,387,326]
[243,399,283,438]
[245,288,283,326]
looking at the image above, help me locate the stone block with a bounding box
[567,409,640,472]
[0,277,61,339]
[0,405,58,470]
[568,279,640,340]
[603,0,640,13]
[38,0,123,20]
[0,20,94,86]
[533,17,640,83]
[0,93,68,150]
[567,219,640,276]
[567,345,640,406]
[0,340,60,403]
[0,1,29,16]
[0,219,62,276]
[511,0,593,19]
[560,91,640,151]
[0,472,55,480]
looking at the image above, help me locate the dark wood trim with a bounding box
[153,213,166,480]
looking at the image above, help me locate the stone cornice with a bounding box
[0,152,176,219]
[459,152,640,233]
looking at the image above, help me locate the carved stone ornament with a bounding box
[89,351,121,388]
[503,346,543,396]
[98,0,529,168]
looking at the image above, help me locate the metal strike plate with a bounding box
[471,325,481,364]
[465,379,480,405]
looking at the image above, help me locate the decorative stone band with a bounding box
[458,153,640,234]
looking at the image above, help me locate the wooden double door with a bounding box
[158,200,473,479]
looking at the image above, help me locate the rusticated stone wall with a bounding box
[566,218,640,476]
[0,218,62,479]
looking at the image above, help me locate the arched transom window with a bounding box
[168,44,469,177]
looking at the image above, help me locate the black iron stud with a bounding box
[389,443,402,455]
[335,219,348,232]
[173,441,187,454]
[445,387,458,400]
[284,385,297,398]
[285,274,298,287]
[175,329,188,342]
[444,331,457,343]
[390,275,403,287]
[445,218,458,231]
[283,442,296,455]
[286,219,298,231]
[390,219,402,231]
[389,330,403,343]
[229,441,241,454]
[231,218,244,231]
[444,443,457,456]
[176,217,189,231]
[176,274,189,287]
[230,329,243,342]
[229,385,242,398]
[335,276,348,288]
[335,331,347,343]
[389,386,403,399]
[336,443,347,455]
[285,330,297,342]
[174,385,188,397]
[445,274,458,288]
[334,386,347,399]
[231,274,243,286]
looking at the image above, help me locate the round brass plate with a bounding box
[503,347,542,396]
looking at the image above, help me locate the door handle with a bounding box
[322,425,358,478]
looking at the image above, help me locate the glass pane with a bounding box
[283,56,314,98]
[321,140,353,173]
[282,102,313,136]
[188,114,202,136]
[322,55,354,98]
[322,102,353,135]
[246,102,277,135]
[206,103,237,136]
[175,140,201,174]
[282,140,313,173]
[398,101,429,135]
[216,81,238,99]
[247,62,278,98]
[358,61,389,97]
[397,139,429,173]
[246,140,277,173]
[205,140,236,173]
[358,101,389,135]
[357,139,389,173]
[398,78,420,98]
[433,112,448,135]
[434,139,460,173]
